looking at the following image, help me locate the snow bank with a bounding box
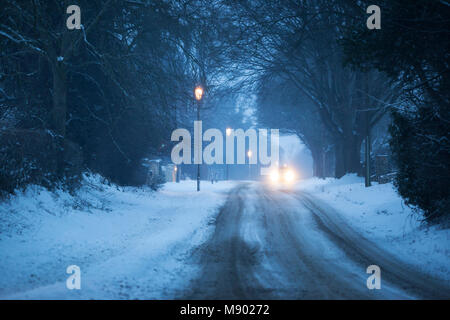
[0,175,235,299]
[297,174,449,280]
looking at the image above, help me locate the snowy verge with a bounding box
[0,175,235,299]
[296,174,449,281]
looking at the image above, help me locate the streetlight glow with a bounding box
[248,150,252,158]
[195,86,204,101]
[194,85,203,192]
[226,128,232,136]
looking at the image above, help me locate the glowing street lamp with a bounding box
[195,85,204,191]
[195,86,204,101]
[174,165,181,183]
[226,128,232,136]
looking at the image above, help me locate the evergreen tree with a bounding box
[342,0,450,221]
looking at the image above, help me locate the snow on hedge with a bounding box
[297,174,449,281]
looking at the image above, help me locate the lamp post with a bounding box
[247,150,252,180]
[195,85,204,192]
[174,165,180,183]
[226,128,232,180]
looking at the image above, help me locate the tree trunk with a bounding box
[51,62,67,137]
[365,134,371,187]
[364,111,372,187]
[311,149,325,178]
[323,150,330,177]
[334,135,362,178]
[51,61,68,177]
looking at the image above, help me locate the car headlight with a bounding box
[284,169,295,183]
[270,170,280,183]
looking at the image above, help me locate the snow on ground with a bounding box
[0,175,235,299]
[297,174,450,281]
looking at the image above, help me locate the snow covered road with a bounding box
[0,177,448,299]
[184,183,450,299]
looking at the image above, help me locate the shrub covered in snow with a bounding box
[390,109,450,224]
[0,129,83,196]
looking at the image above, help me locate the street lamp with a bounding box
[174,165,180,183]
[226,128,232,180]
[195,86,204,101]
[247,150,252,180]
[195,85,204,192]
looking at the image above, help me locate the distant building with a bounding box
[142,159,162,185]
[163,164,177,183]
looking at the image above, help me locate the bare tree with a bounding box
[208,0,399,177]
